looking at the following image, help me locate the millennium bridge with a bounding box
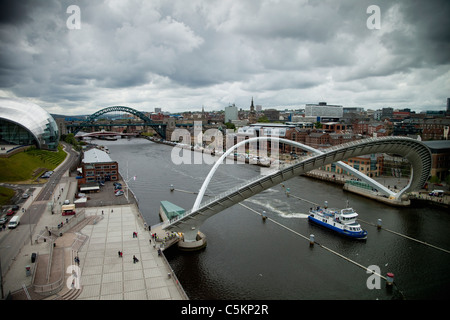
[161,136,431,245]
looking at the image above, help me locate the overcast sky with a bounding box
[0,0,449,115]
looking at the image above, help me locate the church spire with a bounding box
[249,97,256,124]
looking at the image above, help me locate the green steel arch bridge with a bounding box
[67,106,167,139]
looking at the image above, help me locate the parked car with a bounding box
[41,170,54,178]
[11,205,19,211]
[6,208,15,216]
[0,217,8,225]
[22,193,30,199]
[115,190,124,196]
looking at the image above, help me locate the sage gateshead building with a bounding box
[0,97,59,150]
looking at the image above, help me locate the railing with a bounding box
[46,239,55,283]
[166,173,274,226]
[31,210,87,296]
[159,251,189,300]
[33,248,65,295]
[50,209,86,235]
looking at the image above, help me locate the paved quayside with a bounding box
[3,201,187,300]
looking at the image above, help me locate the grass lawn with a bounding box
[0,186,15,206]
[0,144,67,183]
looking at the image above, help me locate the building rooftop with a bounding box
[160,201,185,220]
[423,140,450,153]
[82,148,115,164]
[0,97,59,150]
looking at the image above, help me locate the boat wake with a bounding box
[244,198,309,219]
[278,212,309,219]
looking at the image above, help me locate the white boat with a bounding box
[308,201,368,239]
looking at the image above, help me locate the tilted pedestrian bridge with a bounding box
[161,136,432,245]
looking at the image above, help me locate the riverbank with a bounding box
[304,169,450,208]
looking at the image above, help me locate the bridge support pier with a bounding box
[177,231,207,251]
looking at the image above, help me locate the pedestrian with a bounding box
[118,251,121,257]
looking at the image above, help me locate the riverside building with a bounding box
[0,97,59,150]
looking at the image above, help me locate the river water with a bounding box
[95,137,450,300]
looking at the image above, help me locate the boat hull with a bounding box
[308,215,368,240]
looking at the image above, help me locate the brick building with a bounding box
[78,148,119,185]
[323,154,384,178]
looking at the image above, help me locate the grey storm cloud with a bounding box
[0,0,449,115]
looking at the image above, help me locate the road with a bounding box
[0,142,79,282]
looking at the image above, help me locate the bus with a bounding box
[62,204,76,216]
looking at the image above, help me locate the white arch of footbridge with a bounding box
[164,136,431,241]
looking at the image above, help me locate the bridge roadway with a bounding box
[163,136,432,242]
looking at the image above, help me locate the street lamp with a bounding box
[29,193,34,246]
[123,161,135,203]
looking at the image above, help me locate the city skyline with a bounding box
[0,0,449,115]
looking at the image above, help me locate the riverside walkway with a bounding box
[2,176,187,300]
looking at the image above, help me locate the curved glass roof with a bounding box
[0,97,59,150]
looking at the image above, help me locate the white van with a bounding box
[429,190,444,197]
[8,216,20,229]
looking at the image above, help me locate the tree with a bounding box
[225,122,236,130]
[63,133,81,150]
[429,175,441,184]
[257,115,270,123]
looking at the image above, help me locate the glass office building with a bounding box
[0,97,59,150]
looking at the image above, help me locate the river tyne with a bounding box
[95,137,450,300]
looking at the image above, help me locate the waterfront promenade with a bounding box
[2,177,186,300]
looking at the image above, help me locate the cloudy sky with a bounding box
[0,0,449,115]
